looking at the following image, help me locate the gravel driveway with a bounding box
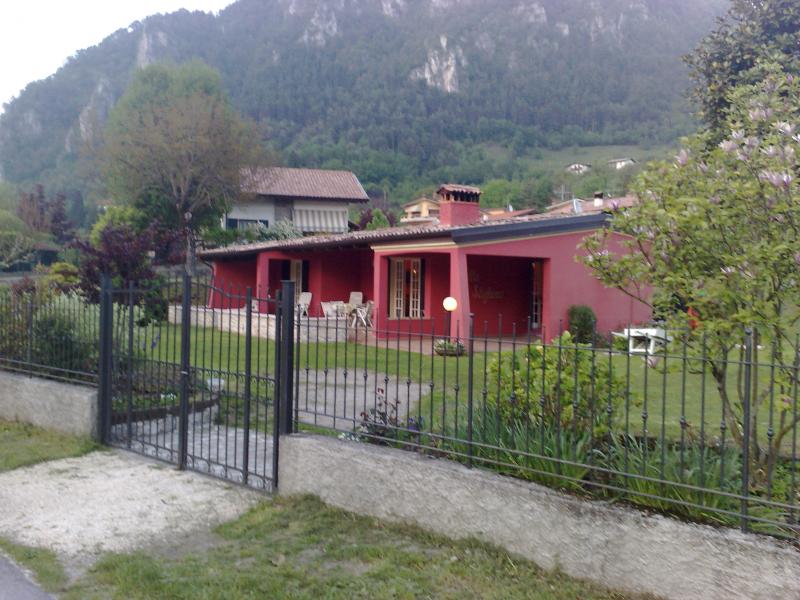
[0,449,262,577]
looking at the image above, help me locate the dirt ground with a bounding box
[0,449,262,579]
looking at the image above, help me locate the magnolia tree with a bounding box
[581,67,800,484]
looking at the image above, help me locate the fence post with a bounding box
[126,281,135,447]
[25,293,33,368]
[178,274,192,470]
[98,274,112,444]
[741,327,753,532]
[242,287,253,485]
[467,313,475,468]
[278,280,295,436]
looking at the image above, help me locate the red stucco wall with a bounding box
[462,231,650,339]
[209,228,650,339]
[467,255,534,337]
[209,258,257,309]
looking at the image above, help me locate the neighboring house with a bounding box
[224,167,369,234]
[607,157,637,170]
[399,196,440,226]
[203,184,649,340]
[482,206,541,220]
[544,193,638,216]
[565,162,591,175]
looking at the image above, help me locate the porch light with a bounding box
[443,296,458,312]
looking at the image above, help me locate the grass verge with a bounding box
[0,536,68,593]
[0,419,98,473]
[66,495,653,600]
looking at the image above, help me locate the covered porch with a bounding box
[372,248,546,340]
[209,246,375,319]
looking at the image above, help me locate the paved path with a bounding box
[0,554,51,600]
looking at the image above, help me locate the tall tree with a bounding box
[103,61,263,275]
[685,0,800,139]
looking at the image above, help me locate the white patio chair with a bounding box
[297,291,312,317]
[321,301,346,318]
[344,291,364,315]
[612,327,672,367]
[351,300,374,328]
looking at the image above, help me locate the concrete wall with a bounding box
[169,306,347,343]
[278,434,800,600]
[0,371,97,438]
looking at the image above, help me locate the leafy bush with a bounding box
[31,310,97,374]
[486,332,628,437]
[567,305,597,344]
[42,261,80,292]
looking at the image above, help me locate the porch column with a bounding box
[372,252,389,332]
[448,249,471,339]
[541,258,554,341]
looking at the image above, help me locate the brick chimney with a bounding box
[437,184,482,226]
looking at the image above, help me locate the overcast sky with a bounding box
[0,0,234,111]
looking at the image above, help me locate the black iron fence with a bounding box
[97,275,294,491]
[292,316,800,540]
[0,284,98,384]
[1,276,798,539]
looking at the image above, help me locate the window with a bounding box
[389,258,423,319]
[226,217,267,231]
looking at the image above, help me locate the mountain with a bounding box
[0,0,727,209]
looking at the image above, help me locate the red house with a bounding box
[201,185,650,339]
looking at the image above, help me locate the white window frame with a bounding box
[290,259,303,303]
[389,258,423,319]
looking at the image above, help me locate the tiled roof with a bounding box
[241,167,369,202]
[200,210,610,258]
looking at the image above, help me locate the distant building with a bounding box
[482,206,541,220]
[607,157,637,170]
[224,167,369,235]
[400,196,440,226]
[565,162,591,175]
[545,192,637,215]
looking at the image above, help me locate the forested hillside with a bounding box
[0,0,726,217]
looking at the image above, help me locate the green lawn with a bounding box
[0,419,97,473]
[65,495,651,600]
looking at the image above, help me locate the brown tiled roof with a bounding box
[200,210,610,258]
[437,183,481,194]
[241,167,369,202]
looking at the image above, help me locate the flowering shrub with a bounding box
[485,332,628,437]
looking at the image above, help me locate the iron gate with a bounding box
[98,275,294,491]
